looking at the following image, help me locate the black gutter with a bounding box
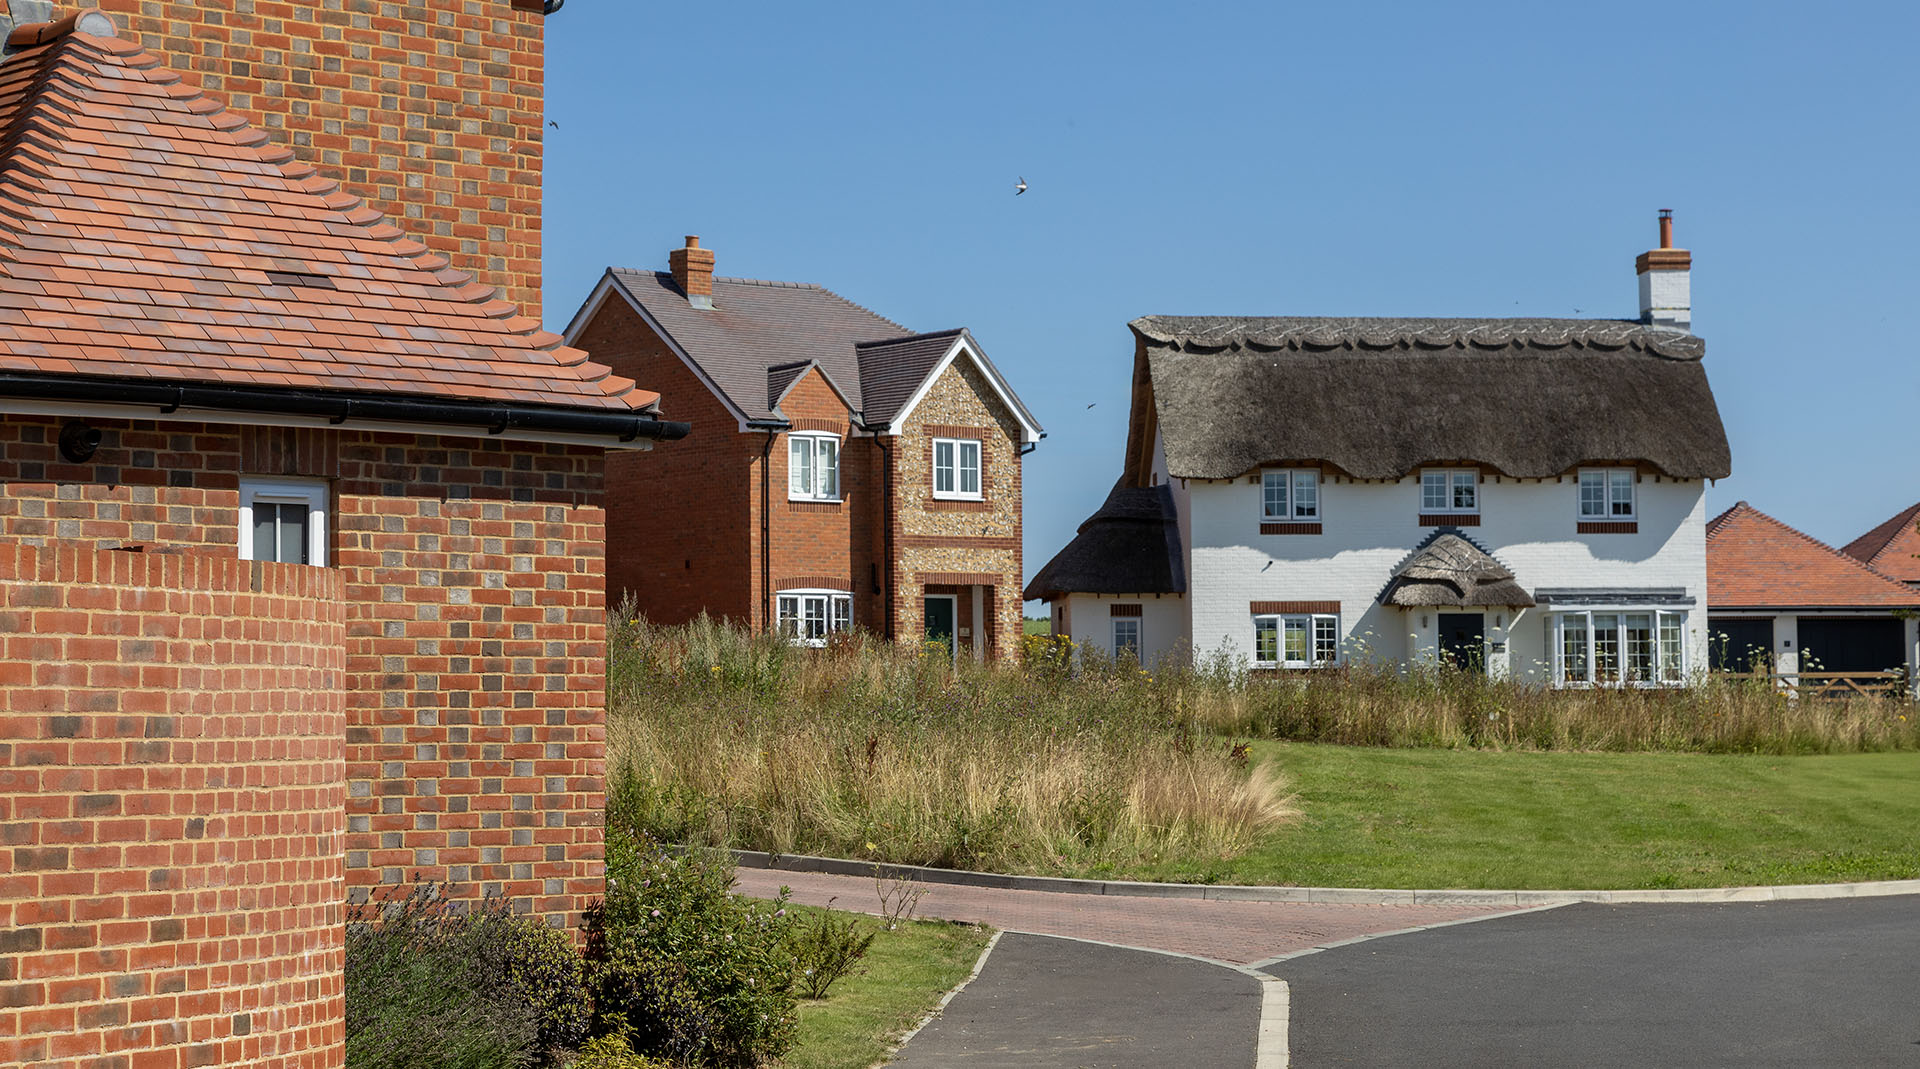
[0,375,690,443]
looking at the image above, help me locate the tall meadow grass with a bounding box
[605,613,1917,876]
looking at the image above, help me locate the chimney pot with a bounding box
[1635,210,1691,332]
[669,235,715,310]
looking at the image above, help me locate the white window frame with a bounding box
[931,437,983,501]
[238,478,328,566]
[1420,468,1479,514]
[1578,467,1636,520]
[775,589,853,646]
[1252,613,1339,669]
[1112,617,1141,659]
[1260,468,1320,521]
[1550,609,1687,687]
[788,433,841,502]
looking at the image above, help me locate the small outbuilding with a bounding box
[1706,502,1920,693]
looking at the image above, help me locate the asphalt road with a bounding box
[895,933,1264,1068]
[1269,897,1920,1067]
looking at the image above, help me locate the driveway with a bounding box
[1269,897,1920,1067]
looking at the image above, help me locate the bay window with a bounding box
[1253,613,1339,668]
[1552,610,1687,685]
[776,590,853,645]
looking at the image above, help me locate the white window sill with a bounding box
[789,496,843,504]
[932,493,985,502]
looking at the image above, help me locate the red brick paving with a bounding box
[733,868,1512,966]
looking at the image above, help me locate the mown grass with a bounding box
[606,614,1920,888]
[783,908,988,1069]
[1118,744,1920,889]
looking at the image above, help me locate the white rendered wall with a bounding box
[1183,472,1711,682]
[1063,592,1190,669]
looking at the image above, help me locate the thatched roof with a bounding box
[1379,532,1535,608]
[1024,480,1185,602]
[1129,316,1732,481]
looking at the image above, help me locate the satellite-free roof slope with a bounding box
[1130,316,1731,481]
[1706,502,1920,609]
[1024,480,1185,601]
[0,14,653,412]
[1841,502,1920,586]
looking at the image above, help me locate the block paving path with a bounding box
[731,867,1509,965]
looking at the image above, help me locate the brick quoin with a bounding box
[91,0,553,319]
[0,542,347,1069]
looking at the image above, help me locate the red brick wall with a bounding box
[91,0,550,319]
[0,543,347,1069]
[0,415,609,930]
[575,295,755,625]
[761,370,879,630]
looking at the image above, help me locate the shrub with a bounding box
[785,903,875,999]
[584,830,798,1068]
[566,1031,675,1069]
[346,882,589,1069]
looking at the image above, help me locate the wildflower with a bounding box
[865,840,877,852]
[650,908,661,917]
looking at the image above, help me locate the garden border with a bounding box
[724,849,1920,906]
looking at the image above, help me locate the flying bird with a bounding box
[1015,176,1027,195]
[1086,403,1095,409]
[548,120,559,129]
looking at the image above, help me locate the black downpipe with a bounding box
[0,375,690,443]
[873,431,894,640]
[760,428,777,633]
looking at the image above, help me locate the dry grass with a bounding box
[605,613,1916,876]
[605,615,1295,874]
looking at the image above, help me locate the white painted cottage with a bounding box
[1028,216,1735,685]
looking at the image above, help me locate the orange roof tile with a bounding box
[0,13,656,414]
[1841,503,1920,587]
[1706,502,1920,610]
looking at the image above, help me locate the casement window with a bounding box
[1261,469,1320,521]
[932,438,982,500]
[1112,617,1141,658]
[1552,610,1686,685]
[238,478,328,566]
[788,434,840,501]
[1578,468,1635,520]
[1421,469,1478,514]
[1252,613,1339,669]
[775,590,853,646]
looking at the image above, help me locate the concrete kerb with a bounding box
[725,848,1920,906]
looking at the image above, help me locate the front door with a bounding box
[923,596,957,662]
[1439,612,1486,674]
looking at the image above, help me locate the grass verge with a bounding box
[1115,744,1920,889]
[782,907,990,1069]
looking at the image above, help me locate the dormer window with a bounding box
[788,433,840,502]
[1421,469,1478,515]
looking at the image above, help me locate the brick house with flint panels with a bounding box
[0,5,682,1068]
[565,237,1044,662]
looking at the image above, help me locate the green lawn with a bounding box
[783,912,990,1069]
[1120,743,1920,890]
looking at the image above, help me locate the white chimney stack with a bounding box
[1636,209,1691,331]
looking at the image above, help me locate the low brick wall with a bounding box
[0,544,347,1069]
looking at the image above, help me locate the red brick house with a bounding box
[564,238,1044,662]
[0,5,680,1067]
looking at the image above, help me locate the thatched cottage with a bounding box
[1028,215,1735,684]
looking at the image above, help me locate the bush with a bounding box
[785,903,875,999]
[565,1031,675,1069]
[585,830,798,1068]
[345,883,589,1069]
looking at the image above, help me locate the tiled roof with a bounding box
[609,269,906,422]
[0,15,654,413]
[1706,502,1920,609]
[855,329,964,427]
[1841,503,1920,586]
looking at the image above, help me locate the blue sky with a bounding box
[543,1,1919,601]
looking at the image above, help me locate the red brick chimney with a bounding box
[670,235,716,309]
[83,0,558,320]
